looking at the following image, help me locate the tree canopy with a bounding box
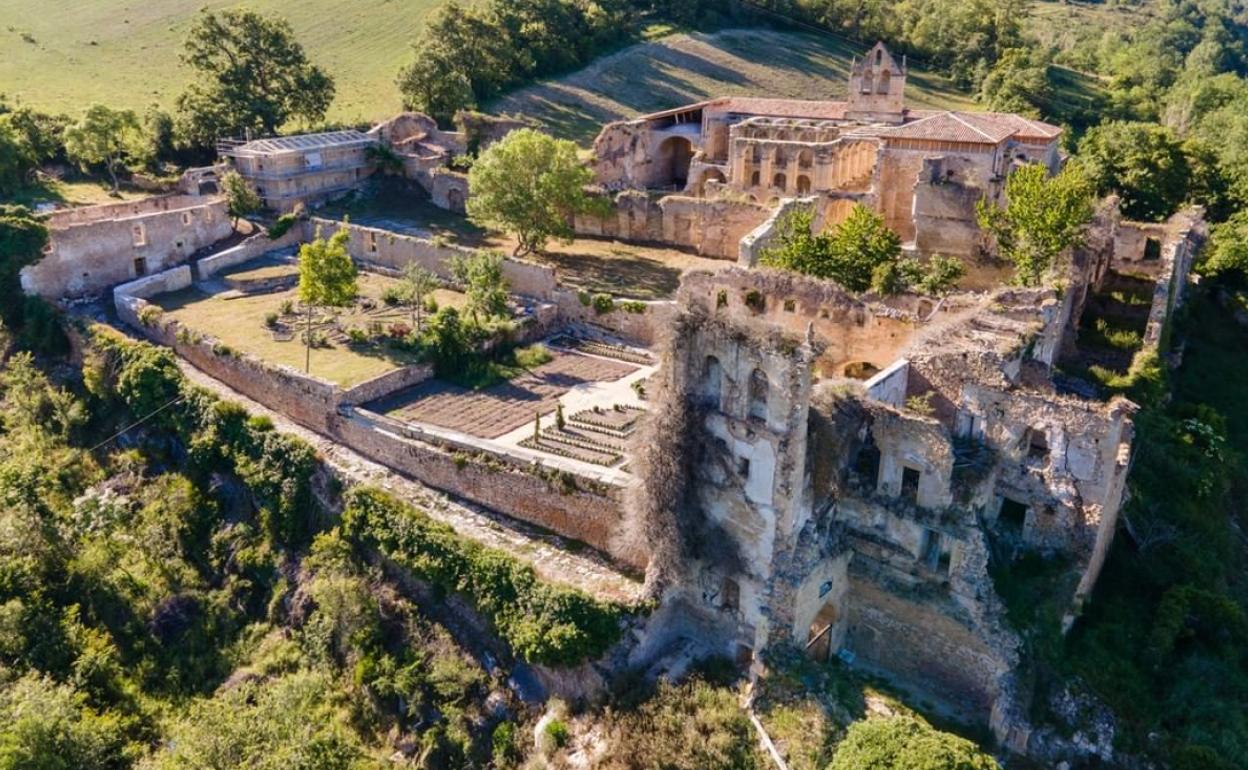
[977,163,1095,286]
[297,224,357,372]
[0,205,49,329]
[220,170,261,226]
[466,128,596,256]
[759,204,962,295]
[63,105,144,192]
[828,716,999,770]
[1078,121,1193,221]
[176,9,334,148]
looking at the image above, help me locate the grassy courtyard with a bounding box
[154,267,468,387]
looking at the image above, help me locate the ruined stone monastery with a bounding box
[23,41,1203,762]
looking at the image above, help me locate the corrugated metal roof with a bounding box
[228,130,376,156]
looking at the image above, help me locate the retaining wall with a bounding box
[196,226,306,280]
[307,218,558,299]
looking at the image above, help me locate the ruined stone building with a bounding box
[589,42,1062,258]
[222,130,378,212]
[21,194,231,299]
[640,203,1202,748]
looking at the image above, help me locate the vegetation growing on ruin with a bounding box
[760,204,963,295]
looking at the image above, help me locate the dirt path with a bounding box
[174,359,647,605]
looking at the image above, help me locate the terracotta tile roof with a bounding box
[876,111,1062,145]
[710,97,851,121]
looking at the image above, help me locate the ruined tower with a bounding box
[846,41,907,124]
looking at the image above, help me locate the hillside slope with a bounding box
[488,29,977,145]
[0,0,440,123]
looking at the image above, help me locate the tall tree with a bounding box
[176,9,334,148]
[449,251,510,324]
[220,170,262,227]
[398,262,438,331]
[760,204,906,293]
[977,162,1095,286]
[1078,121,1191,221]
[63,105,144,192]
[466,128,595,256]
[0,205,49,329]
[297,224,357,373]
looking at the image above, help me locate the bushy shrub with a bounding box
[829,716,998,770]
[266,212,298,239]
[591,293,615,314]
[340,487,628,666]
[381,285,404,306]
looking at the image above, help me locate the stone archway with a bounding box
[656,136,694,189]
[698,167,726,196]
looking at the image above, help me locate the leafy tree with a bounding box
[1200,209,1248,279]
[220,170,261,227]
[760,204,907,293]
[977,163,1095,286]
[424,306,471,376]
[62,105,144,192]
[1078,121,1191,221]
[3,107,68,166]
[0,673,129,770]
[175,9,334,148]
[398,262,438,331]
[979,47,1052,117]
[395,50,476,127]
[297,224,357,373]
[828,716,999,770]
[0,205,49,329]
[466,128,595,256]
[449,251,510,324]
[0,118,36,194]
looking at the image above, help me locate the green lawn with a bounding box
[154,269,467,387]
[0,0,444,125]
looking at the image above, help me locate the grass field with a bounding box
[0,0,442,125]
[489,29,978,145]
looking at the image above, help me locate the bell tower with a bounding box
[847,42,907,124]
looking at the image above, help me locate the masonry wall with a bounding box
[23,195,230,299]
[574,191,769,260]
[336,410,642,570]
[196,227,307,280]
[307,219,558,299]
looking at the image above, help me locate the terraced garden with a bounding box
[520,405,645,466]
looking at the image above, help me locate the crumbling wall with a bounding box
[573,191,768,260]
[553,290,674,347]
[306,218,557,298]
[196,226,307,280]
[591,119,654,189]
[23,195,230,299]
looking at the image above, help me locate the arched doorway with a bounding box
[656,136,693,189]
[698,168,726,196]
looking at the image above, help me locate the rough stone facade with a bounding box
[22,194,231,299]
[637,237,1196,746]
[573,190,770,260]
[223,130,378,212]
[590,42,1062,259]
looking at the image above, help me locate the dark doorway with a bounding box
[901,466,921,503]
[999,497,1028,532]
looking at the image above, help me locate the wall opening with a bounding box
[900,466,921,503]
[806,601,838,662]
[748,368,770,420]
[131,224,146,247]
[919,528,943,571]
[750,170,761,187]
[657,136,694,188]
[703,355,723,407]
[796,175,812,195]
[133,257,147,277]
[1143,237,1162,261]
[999,497,1028,532]
[773,172,787,191]
[853,442,881,488]
[721,577,740,613]
[1026,427,1050,461]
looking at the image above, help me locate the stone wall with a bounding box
[23,195,230,299]
[340,364,434,406]
[552,289,674,347]
[845,577,1010,718]
[336,409,643,570]
[196,227,306,280]
[573,191,769,261]
[307,218,557,299]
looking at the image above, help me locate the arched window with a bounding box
[703,356,723,406]
[750,170,761,187]
[861,72,874,94]
[796,175,811,194]
[773,146,787,166]
[773,172,787,191]
[797,148,813,168]
[878,69,892,95]
[748,368,769,420]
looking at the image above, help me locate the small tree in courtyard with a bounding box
[977,162,1095,286]
[399,262,439,331]
[297,223,357,373]
[467,128,596,256]
[449,250,510,324]
[221,170,261,227]
[63,105,144,193]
